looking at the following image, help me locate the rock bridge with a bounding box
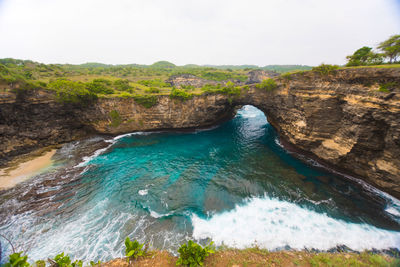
[1,68,400,197]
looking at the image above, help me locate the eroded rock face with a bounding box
[242,68,400,198]
[0,90,96,165]
[246,69,279,84]
[166,74,219,88]
[88,94,235,134]
[1,68,399,197]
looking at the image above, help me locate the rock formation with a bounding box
[166,74,219,88]
[1,68,399,197]
[246,69,279,84]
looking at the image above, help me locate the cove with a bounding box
[0,105,400,263]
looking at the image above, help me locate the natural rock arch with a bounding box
[1,68,399,197]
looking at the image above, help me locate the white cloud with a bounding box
[0,0,399,65]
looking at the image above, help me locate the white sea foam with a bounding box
[237,105,260,118]
[113,132,143,141]
[75,131,154,168]
[74,145,113,168]
[192,196,400,251]
[138,189,148,196]
[386,207,400,217]
[149,210,173,219]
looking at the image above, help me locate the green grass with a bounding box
[341,64,400,69]
[378,82,397,93]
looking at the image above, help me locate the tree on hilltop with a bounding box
[377,34,400,63]
[346,46,383,66]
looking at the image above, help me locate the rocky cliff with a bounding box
[1,68,399,197]
[241,68,400,198]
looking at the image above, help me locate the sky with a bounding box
[0,0,399,66]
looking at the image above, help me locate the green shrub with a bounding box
[118,92,133,98]
[86,78,114,94]
[201,82,241,95]
[53,252,71,267]
[0,64,11,75]
[52,252,82,267]
[4,252,30,267]
[312,64,339,75]
[133,95,158,108]
[89,260,101,266]
[176,240,215,267]
[125,237,146,263]
[113,79,132,92]
[48,79,98,104]
[200,84,222,92]
[36,81,47,88]
[221,81,241,95]
[35,260,46,267]
[110,110,122,127]
[145,87,160,93]
[256,78,277,91]
[180,84,195,91]
[280,72,293,80]
[170,88,193,101]
[137,79,169,88]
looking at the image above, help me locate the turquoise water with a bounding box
[1,106,400,262]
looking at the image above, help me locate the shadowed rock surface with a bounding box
[1,67,399,197]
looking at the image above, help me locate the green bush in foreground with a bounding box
[51,252,83,267]
[4,252,30,267]
[124,237,146,263]
[176,240,215,267]
[256,78,277,91]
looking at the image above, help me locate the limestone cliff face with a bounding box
[241,68,400,198]
[246,69,279,84]
[0,91,235,165]
[1,68,399,197]
[88,94,234,134]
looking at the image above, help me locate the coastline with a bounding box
[0,149,56,190]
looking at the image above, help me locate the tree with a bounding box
[346,46,383,66]
[377,34,400,63]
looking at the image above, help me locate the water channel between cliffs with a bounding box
[0,105,400,263]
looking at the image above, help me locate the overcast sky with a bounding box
[0,0,399,66]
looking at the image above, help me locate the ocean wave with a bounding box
[192,196,400,251]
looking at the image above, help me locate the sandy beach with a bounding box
[0,149,56,190]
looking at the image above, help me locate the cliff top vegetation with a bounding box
[0,59,301,104]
